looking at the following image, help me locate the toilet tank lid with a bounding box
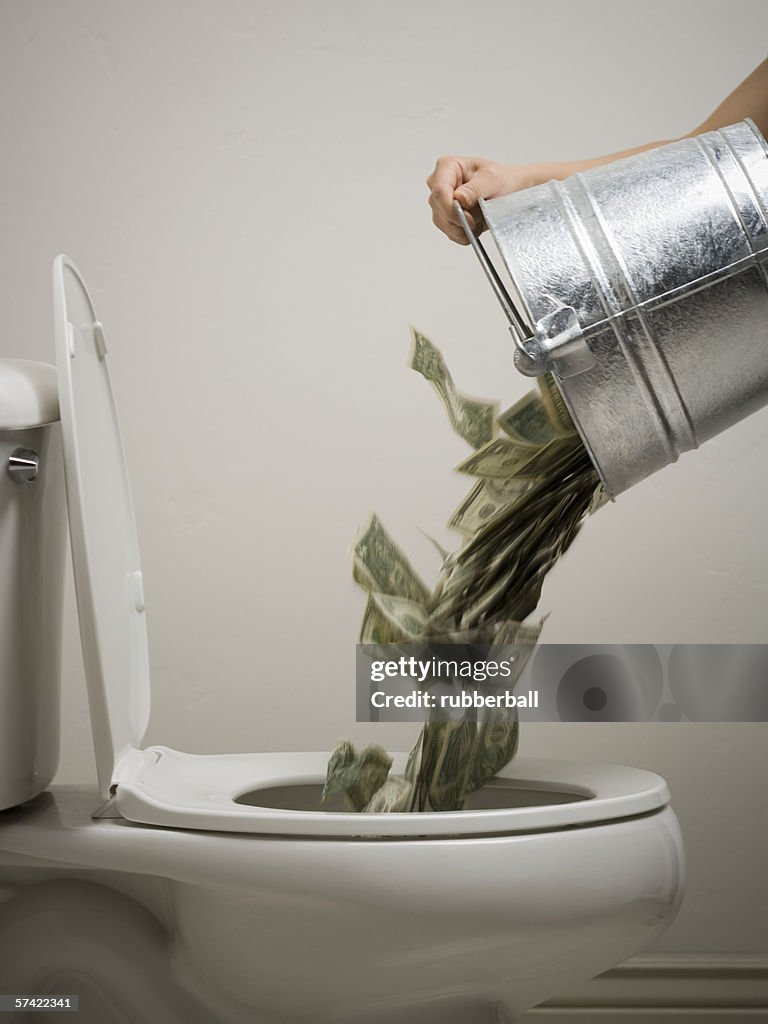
[0,359,59,428]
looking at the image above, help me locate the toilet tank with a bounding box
[0,360,66,810]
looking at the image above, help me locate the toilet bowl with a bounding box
[0,256,685,1023]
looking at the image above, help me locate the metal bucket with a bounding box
[461,119,768,496]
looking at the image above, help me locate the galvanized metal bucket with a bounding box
[460,119,768,496]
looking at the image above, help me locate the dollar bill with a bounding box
[409,328,498,449]
[322,741,392,812]
[469,710,520,792]
[353,513,431,605]
[589,483,610,515]
[498,390,558,446]
[417,711,477,811]
[363,776,415,813]
[360,596,402,644]
[454,436,543,479]
[538,372,575,434]
[500,434,582,480]
[448,477,533,535]
[404,729,424,782]
[369,591,428,637]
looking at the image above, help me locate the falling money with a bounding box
[326,328,607,813]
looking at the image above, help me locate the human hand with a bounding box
[426,156,559,244]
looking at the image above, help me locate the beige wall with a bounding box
[2,0,767,956]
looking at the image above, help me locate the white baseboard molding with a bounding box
[522,953,768,1021]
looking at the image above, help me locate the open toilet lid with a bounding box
[53,256,151,799]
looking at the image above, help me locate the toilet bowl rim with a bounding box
[109,748,671,838]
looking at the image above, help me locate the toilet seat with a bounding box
[107,748,669,837]
[53,256,671,839]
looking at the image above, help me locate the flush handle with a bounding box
[7,447,39,483]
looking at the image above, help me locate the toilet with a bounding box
[0,256,685,1024]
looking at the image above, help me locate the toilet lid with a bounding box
[53,256,151,799]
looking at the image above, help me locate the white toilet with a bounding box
[0,257,685,1024]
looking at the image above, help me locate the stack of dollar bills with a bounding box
[324,329,606,814]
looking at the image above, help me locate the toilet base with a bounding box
[0,875,521,1024]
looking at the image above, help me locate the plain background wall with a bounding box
[2,0,767,956]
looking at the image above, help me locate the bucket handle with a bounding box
[453,200,539,373]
